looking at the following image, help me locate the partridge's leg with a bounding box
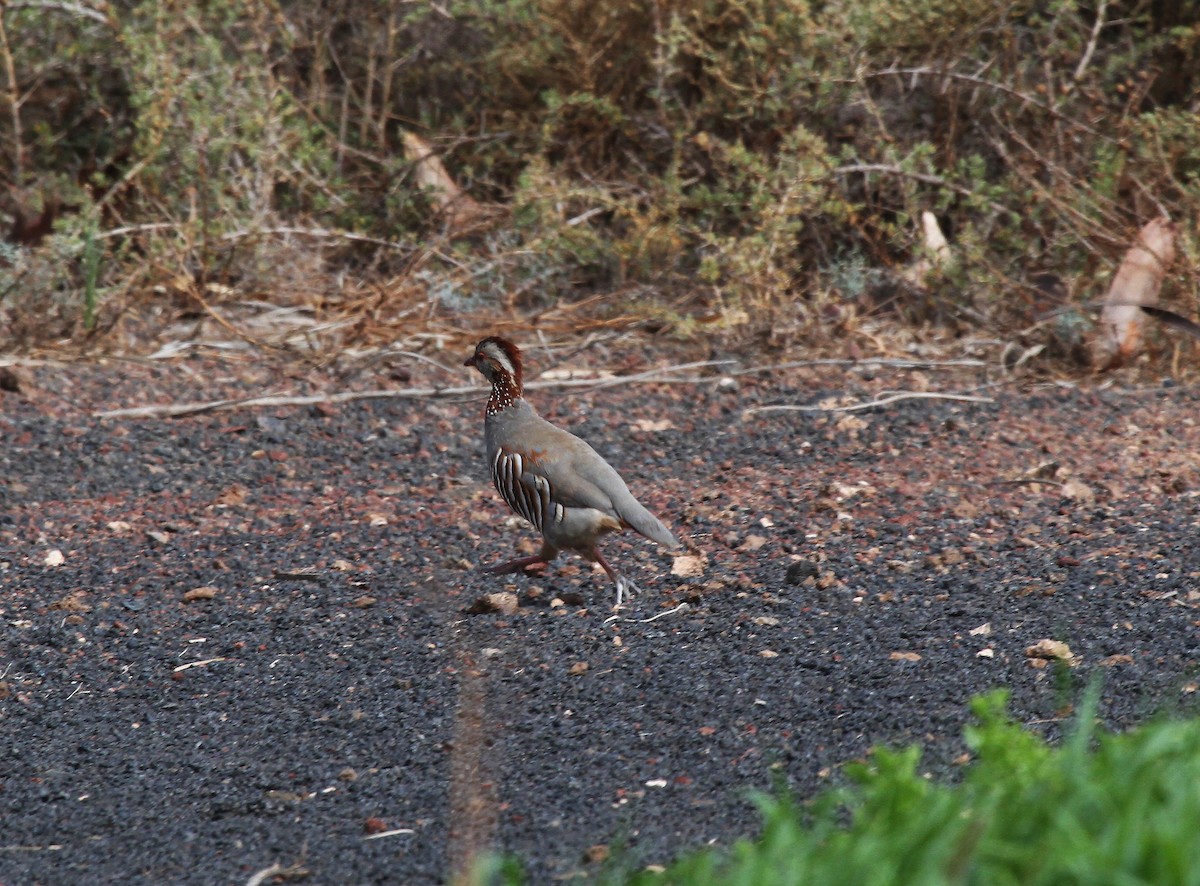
[593,549,641,608]
[484,554,551,575]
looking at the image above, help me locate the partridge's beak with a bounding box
[464,353,478,367]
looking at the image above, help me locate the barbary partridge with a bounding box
[465,336,679,605]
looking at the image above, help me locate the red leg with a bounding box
[485,554,551,575]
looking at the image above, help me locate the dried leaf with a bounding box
[671,553,707,577]
[889,651,922,662]
[583,845,610,864]
[631,418,674,432]
[0,366,26,393]
[1060,478,1095,503]
[214,485,248,508]
[1025,638,1077,666]
[465,592,519,615]
[50,592,90,612]
[183,586,219,603]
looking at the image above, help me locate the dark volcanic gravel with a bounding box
[1,353,1198,885]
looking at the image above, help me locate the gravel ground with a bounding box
[1,351,1198,885]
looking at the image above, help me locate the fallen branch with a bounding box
[745,390,994,417]
[986,478,1065,488]
[94,361,735,419]
[361,828,416,841]
[732,357,987,375]
[245,861,309,886]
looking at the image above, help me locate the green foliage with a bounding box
[2,0,1199,347]
[487,690,1200,885]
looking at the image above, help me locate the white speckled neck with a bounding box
[486,371,521,416]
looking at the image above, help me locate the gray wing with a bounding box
[523,432,679,549]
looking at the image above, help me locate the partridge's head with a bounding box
[465,336,524,390]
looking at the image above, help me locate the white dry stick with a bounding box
[745,390,993,418]
[1073,0,1109,82]
[921,211,952,267]
[361,828,416,841]
[93,361,735,419]
[1093,217,1177,369]
[245,865,286,886]
[901,211,953,285]
[244,862,308,886]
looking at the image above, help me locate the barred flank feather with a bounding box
[493,449,559,533]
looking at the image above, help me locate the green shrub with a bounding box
[2,0,1198,348]
[481,689,1200,885]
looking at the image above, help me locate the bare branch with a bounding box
[832,164,1013,218]
[0,10,23,181]
[5,0,108,24]
[731,358,987,374]
[744,391,994,418]
[93,361,736,419]
[859,66,1106,138]
[1073,0,1109,82]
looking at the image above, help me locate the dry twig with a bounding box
[745,390,994,418]
[94,361,734,419]
[244,861,309,886]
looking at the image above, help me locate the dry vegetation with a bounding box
[1,0,1198,361]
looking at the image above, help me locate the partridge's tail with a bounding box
[615,496,679,549]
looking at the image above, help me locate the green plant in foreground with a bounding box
[483,687,1200,885]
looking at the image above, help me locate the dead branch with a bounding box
[833,163,1013,218]
[93,361,736,419]
[244,861,309,886]
[744,390,994,418]
[731,358,988,374]
[221,226,411,251]
[1073,0,1109,82]
[361,828,416,841]
[860,66,1105,138]
[6,1,109,23]
[0,11,23,181]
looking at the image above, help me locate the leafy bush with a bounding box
[1,0,1198,349]
[483,689,1200,885]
